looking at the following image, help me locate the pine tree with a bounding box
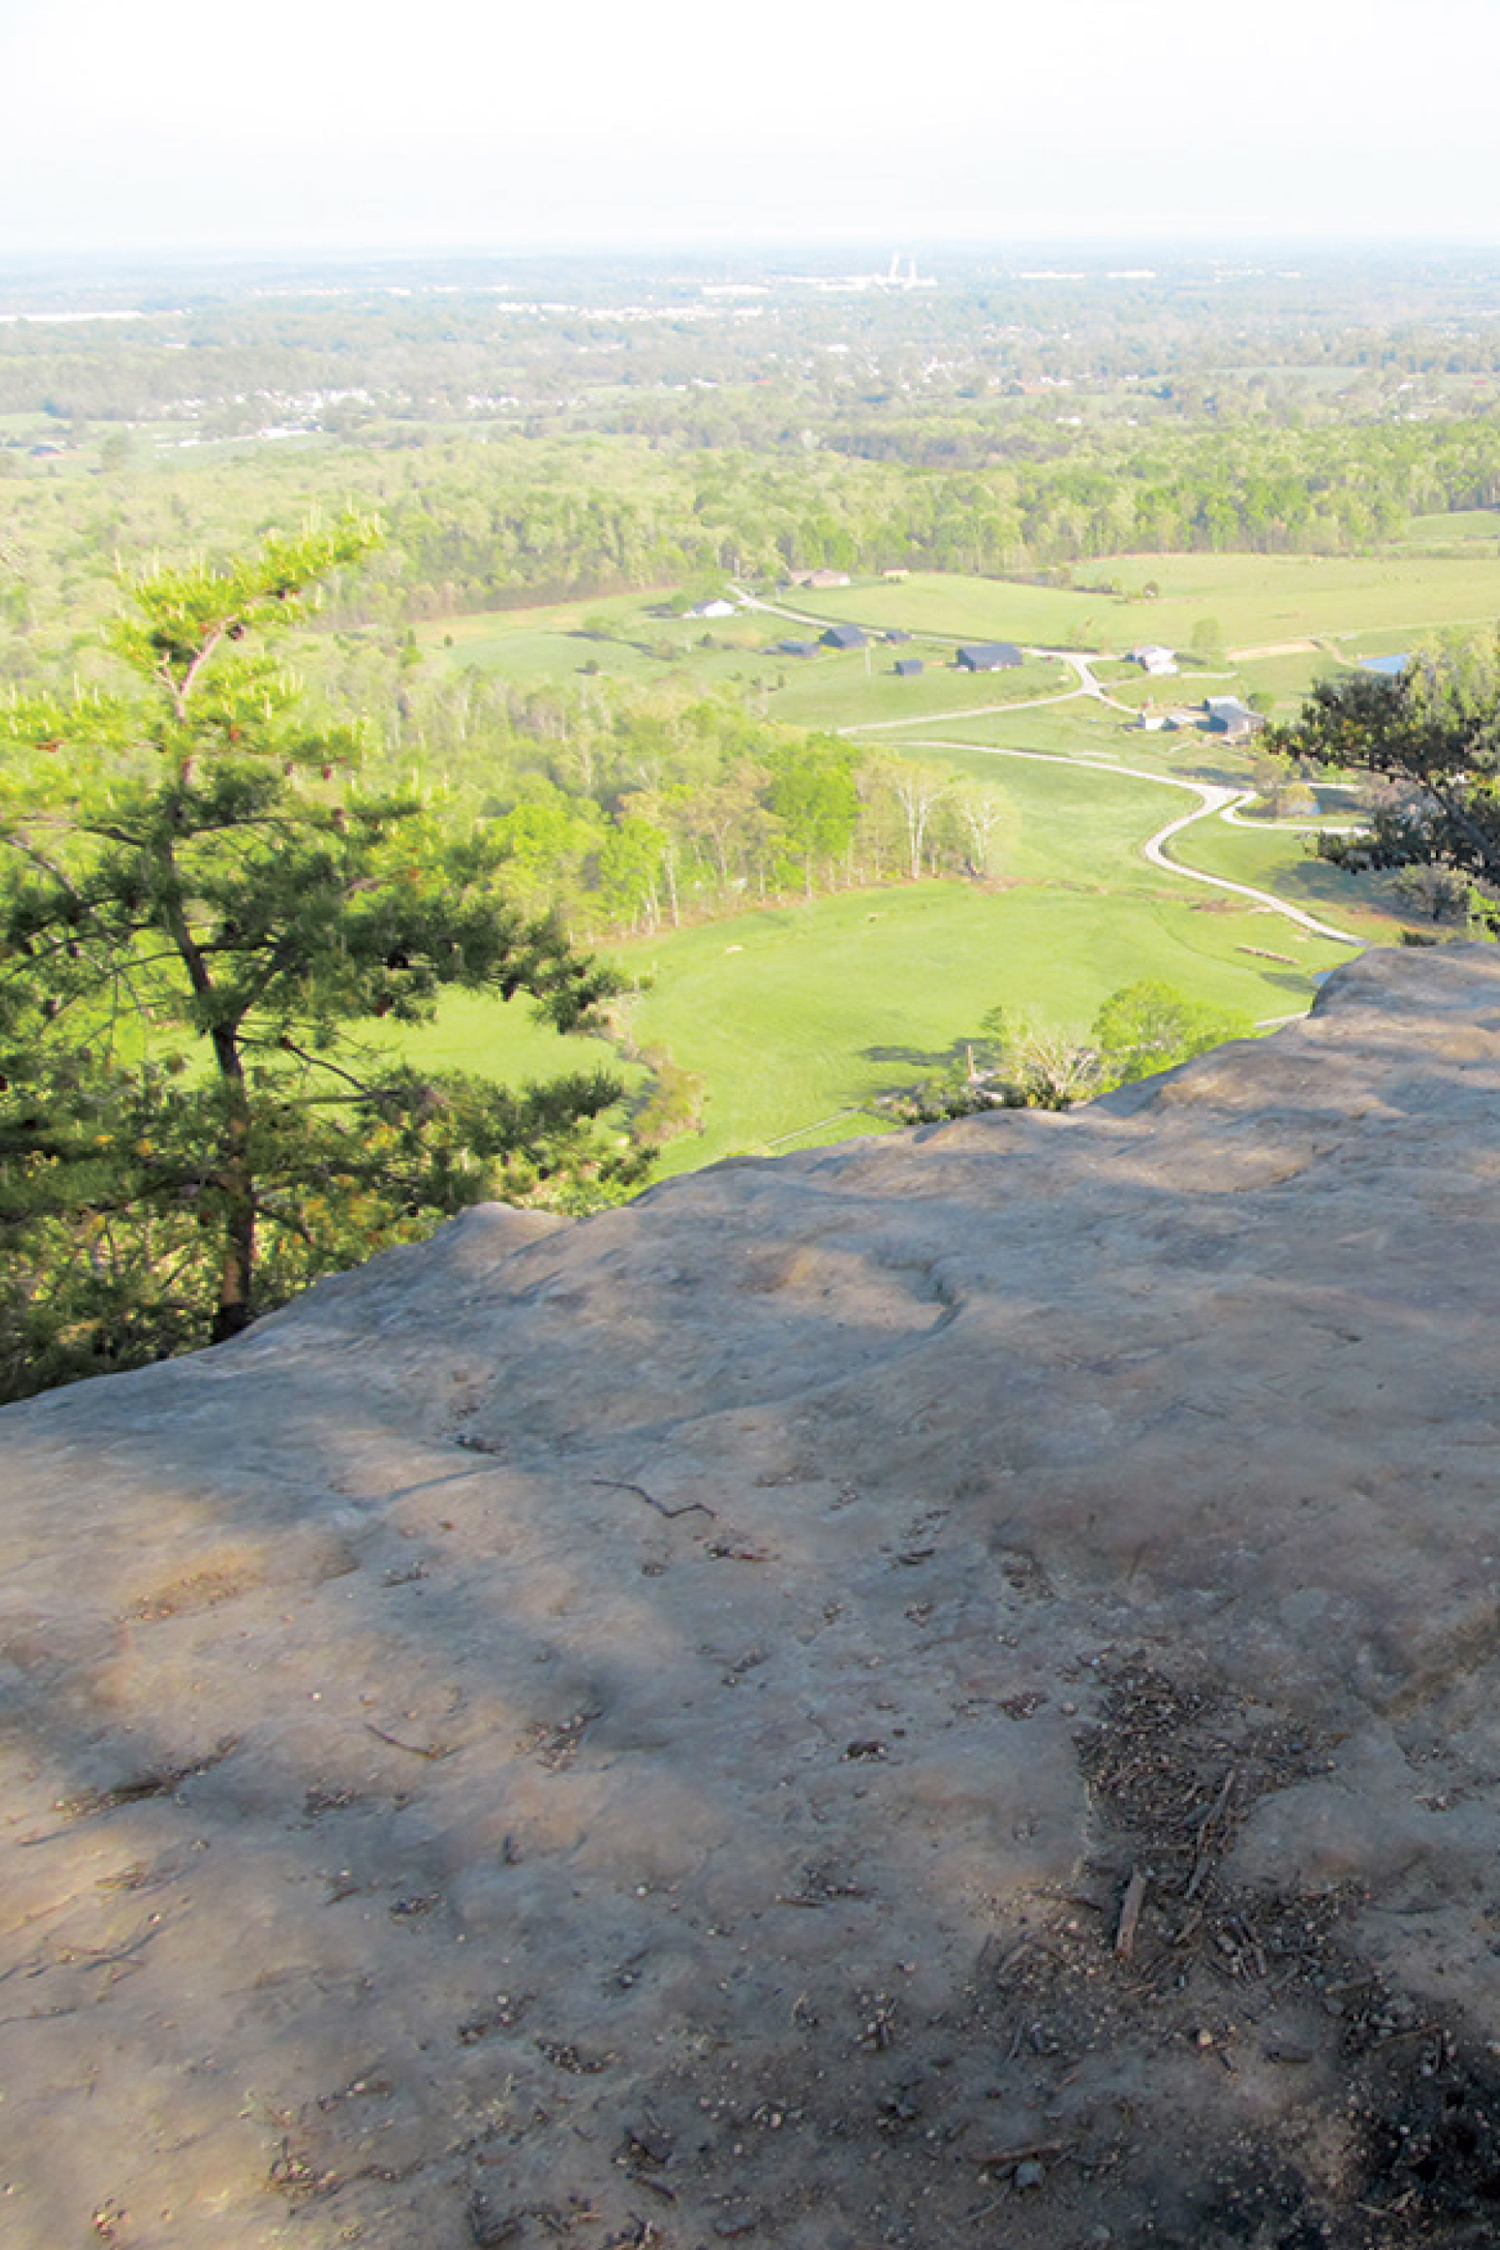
[0,519,641,1396]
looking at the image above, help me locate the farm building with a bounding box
[1203,696,1266,738]
[788,569,852,590]
[777,638,817,658]
[821,623,869,650]
[956,642,1023,671]
[686,598,737,619]
[1130,643,1178,676]
[893,658,924,678]
[884,628,912,644]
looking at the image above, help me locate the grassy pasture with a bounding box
[776,574,1114,648]
[395,557,1465,1185]
[786,554,1500,661]
[1397,510,1500,551]
[764,649,1072,730]
[1164,814,1404,932]
[400,876,1348,1181]
[429,594,782,691]
[393,741,1365,1178]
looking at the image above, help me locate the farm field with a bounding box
[423,549,1500,737]
[426,599,1074,725]
[762,649,1071,729]
[401,878,1350,1179]
[395,743,1370,1177]
[796,552,1500,660]
[399,551,1500,1184]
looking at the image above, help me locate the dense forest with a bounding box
[9,249,1500,683]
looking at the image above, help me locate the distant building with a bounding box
[884,628,912,644]
[789,568,852,589]
[893,658,924,677]
[687,598,737,619]
[956,642,1023,672]
[882,567,910,580]
[777,638,816,658]
[1130,643,1178,676]
[821,623,868,651]
[1203,696,1265,738]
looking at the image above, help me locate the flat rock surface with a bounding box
[7,945,1500,2247]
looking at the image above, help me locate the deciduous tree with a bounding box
[1266,654,1500,924]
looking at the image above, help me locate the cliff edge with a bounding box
[6,945,1500,2248]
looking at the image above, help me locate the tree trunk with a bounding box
[210,1028,256,1345]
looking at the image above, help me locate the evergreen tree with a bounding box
[0,519,641,1397]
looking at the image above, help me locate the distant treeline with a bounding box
[7,418,1500,683]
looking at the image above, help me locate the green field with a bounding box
[790,553,1500,660]
[763,648,1073,729]
[396,553,1498,1187]
[401,876,1351,1180]
[394,740,1371,1178]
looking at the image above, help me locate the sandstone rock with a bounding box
[7,946,1500,2246]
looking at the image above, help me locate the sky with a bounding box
[7,0,1500,261]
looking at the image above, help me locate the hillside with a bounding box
[6,945,1500,2247]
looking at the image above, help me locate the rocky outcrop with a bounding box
[6,945,1500,2248]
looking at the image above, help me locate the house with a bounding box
[788,568,852,590]
[821,623,868,650]
[893,658,924,677]
[687,597,737,620]
[956,642,1023,672]
[777,638,816,658]
[1203,696,1265,738]
[1130,643,1178,676]
[884,628,912,644]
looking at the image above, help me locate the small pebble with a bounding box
[1014,2158,1045,2191]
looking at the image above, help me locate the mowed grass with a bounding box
[398,880,1349,1182]
[393,743,1366,1180]
[1162,812,1400,931]
[388,557,1463,1186]
[764,649,1073,729]
[789,554,1500,660]
[778,574,1118,648]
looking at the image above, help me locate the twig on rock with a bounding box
[1115,1867,1149,1959]
[591,1478,716,1521]
[363,1723,460,1761]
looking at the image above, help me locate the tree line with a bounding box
[11,415,1500,691]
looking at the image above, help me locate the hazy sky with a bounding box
[7,0,1500,259]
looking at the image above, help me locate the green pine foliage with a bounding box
[0,521,644,1398]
